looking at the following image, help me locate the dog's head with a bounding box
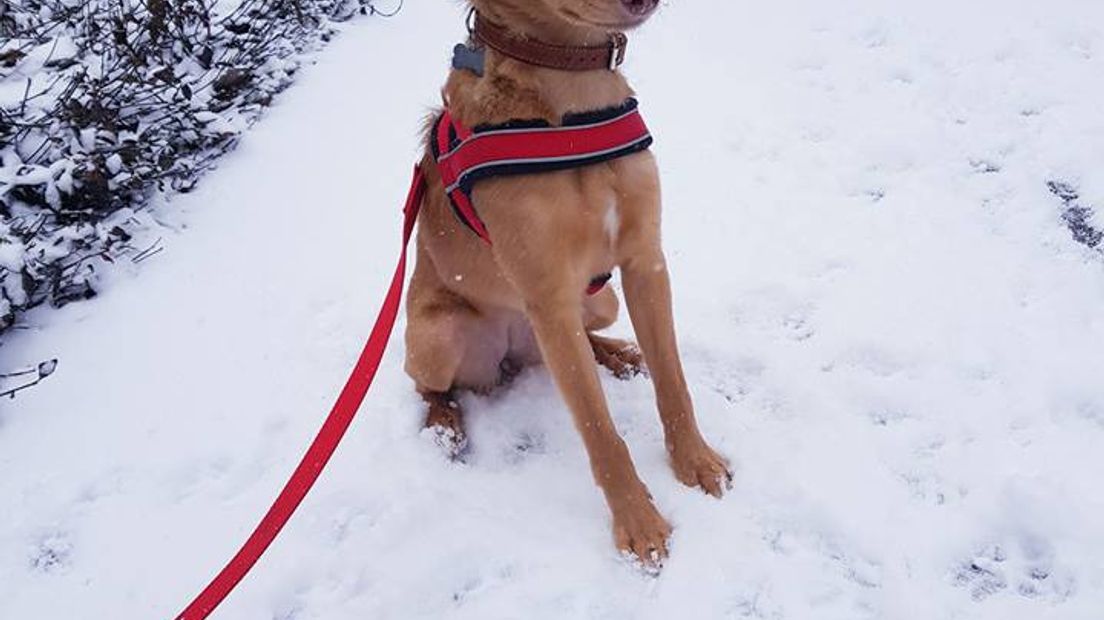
[473,0,660,40]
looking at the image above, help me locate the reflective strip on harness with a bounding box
[431,98,653,244]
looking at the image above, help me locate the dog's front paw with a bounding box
[670,440,732,498]
[611,492,672,568]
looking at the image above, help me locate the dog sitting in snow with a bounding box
[403,0,730,565]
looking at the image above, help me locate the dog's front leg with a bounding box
[619,203,733,497]
[524,294,671,562]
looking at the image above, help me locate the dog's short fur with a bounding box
[404,0,730,564]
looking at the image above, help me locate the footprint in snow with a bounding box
[763,527,882,591]
[504,431,546,465]
[1047,180,1103,251]
[969,159,1002,174]
[30,531,72,574]
[700,356,764,406]
[953,538,1075,604]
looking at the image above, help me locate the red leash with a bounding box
[176,165,425,620]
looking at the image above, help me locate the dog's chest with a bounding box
[429,98,653,245]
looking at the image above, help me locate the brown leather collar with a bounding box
[471,12,628,72]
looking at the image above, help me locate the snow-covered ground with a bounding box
[4,0,1104,618]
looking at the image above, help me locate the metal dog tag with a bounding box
[451,43,485,77]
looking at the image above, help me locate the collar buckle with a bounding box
[608,32,628,70]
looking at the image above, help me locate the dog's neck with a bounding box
[444,9,635,129]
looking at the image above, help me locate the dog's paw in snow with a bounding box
[611,488,672,572]
[589,334,646,380]
[669,439,733,498]
[421,392,468,460]
[421,423,468,461]
[619,547,665,577]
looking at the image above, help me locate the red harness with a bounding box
[430,97,653,245]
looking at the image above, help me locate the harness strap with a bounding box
[432,99,652,244]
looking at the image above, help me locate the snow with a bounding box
[3,0,1104,618]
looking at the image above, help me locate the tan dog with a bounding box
[404,0,730,565]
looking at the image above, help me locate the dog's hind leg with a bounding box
[585,284,644,379]
[420,390,467,459]
[405,245,508,457]
[589,334,645,380]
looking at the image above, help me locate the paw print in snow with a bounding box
[30,532,72,574]
[953,539,1075,604]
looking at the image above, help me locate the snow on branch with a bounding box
[0,0,381,335]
